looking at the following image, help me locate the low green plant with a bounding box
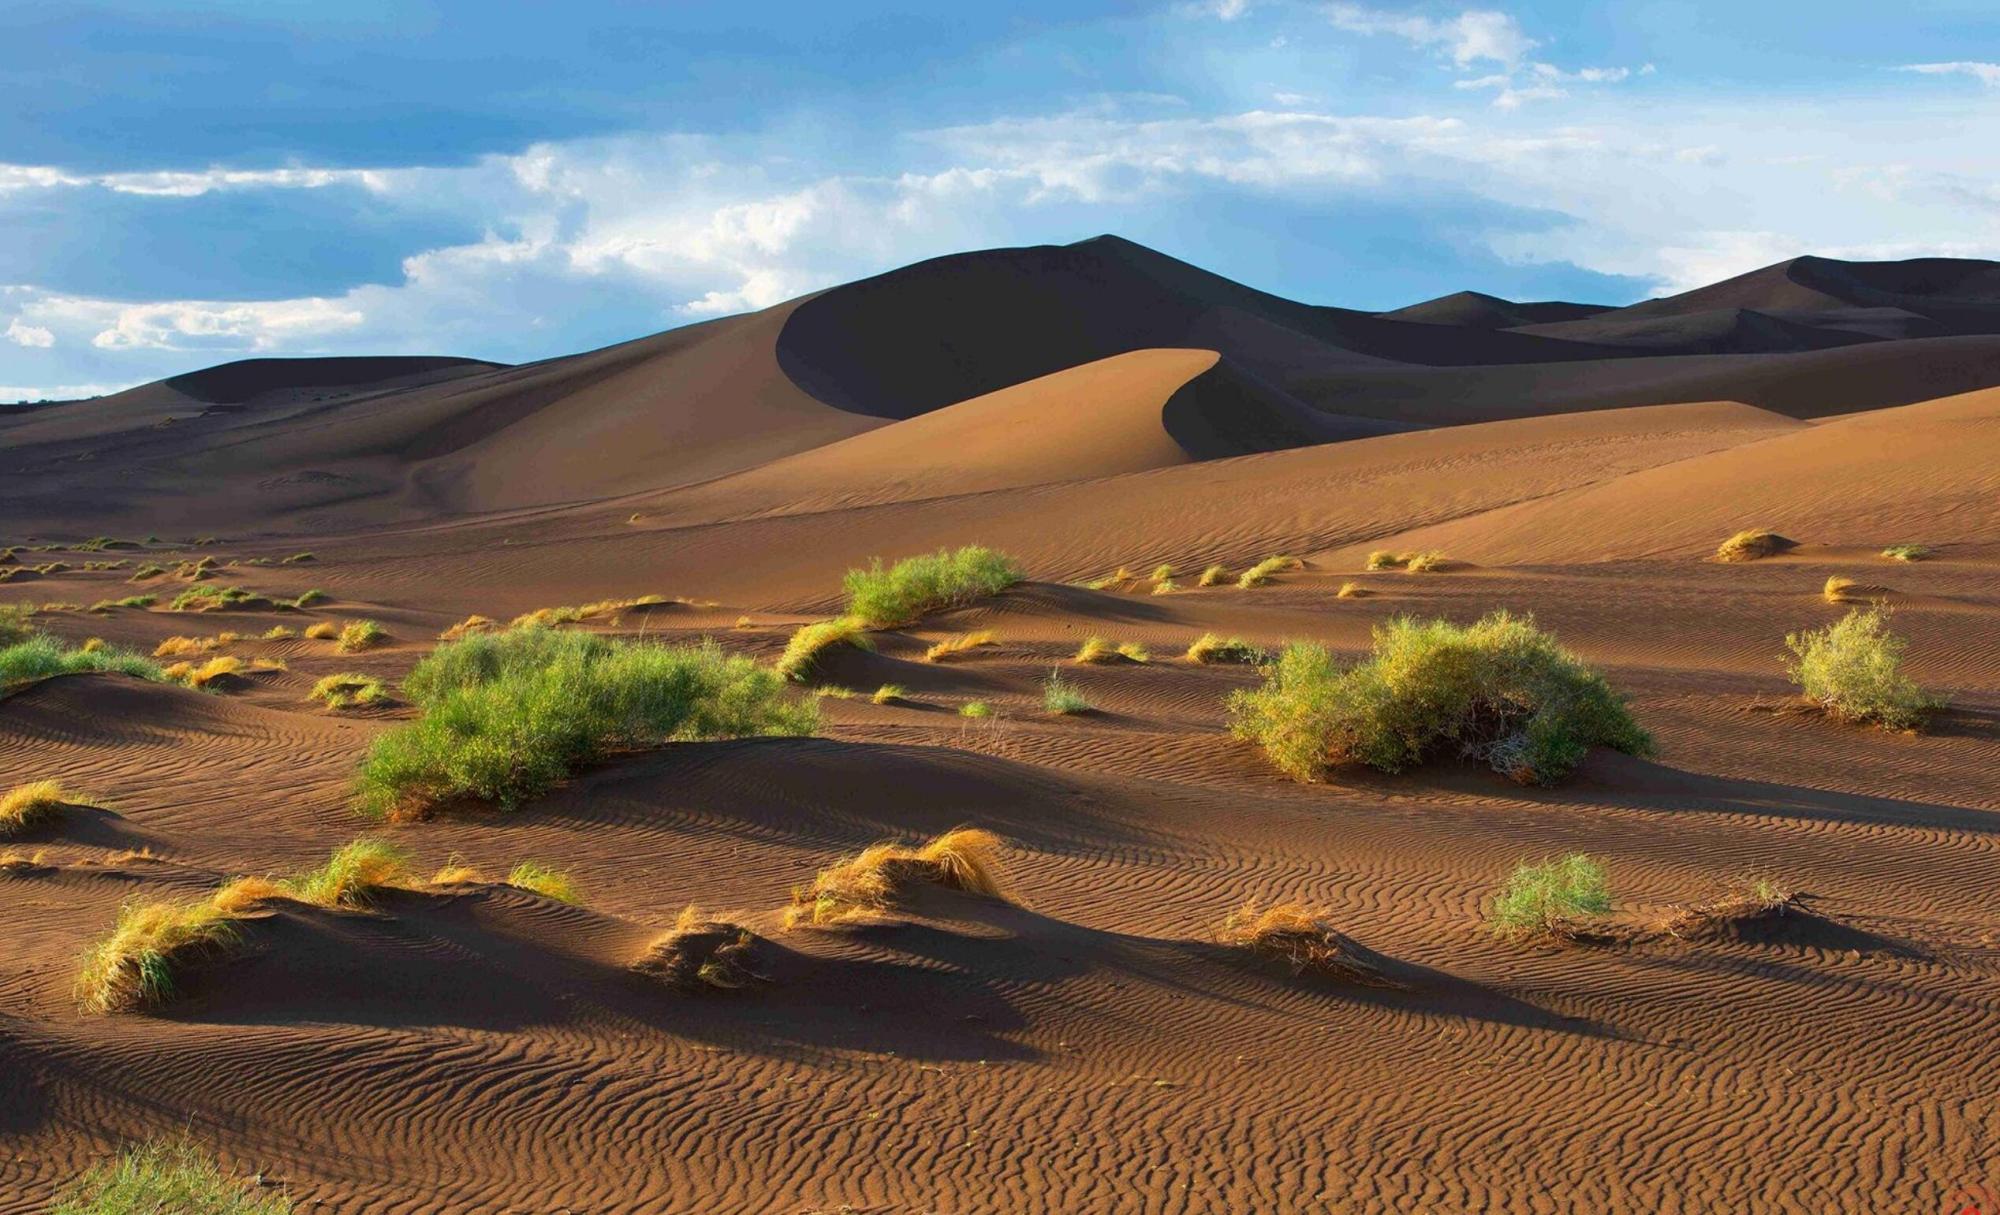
[310,673,386,709]
[168,584,260,612]
[52,1140,292,1215]
[282,552,316,564]
[959,700,993,719]
[0,602,32,646]
[507,861,581,904]
[0,635,164,693]
[1490,854,1611,937]
[1784,607,1938,730]
[292,589,327,608]
[1881,543,1931,562]
[776,616,873,681]
[1227,611,1651,784]
[335,619,386,653]
[1042,668,1091,714]
[87,595,155,613]
[357,631,816,818]
[279,838,413,908]
[842,545,1023,627]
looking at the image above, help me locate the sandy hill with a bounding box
[1377,289,1610,328]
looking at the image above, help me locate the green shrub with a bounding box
[0,635,164,693]
[959,700,993,719]
[1785,607,1938,730]
[357,631,816,818]
[842,545,1023,627]
[0,602,33,646]
[1042,668,1091,714]
[292,589,327,608]
[53,1140,290,1214]
[168,584,263,612]
[310,673,385,709]
[1226,611,1651,784]
[775,616,873,681]
[1880,543,1931,562]
[1490,854,1611,936]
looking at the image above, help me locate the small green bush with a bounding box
[1226,611,1651,784]
[959,700,993,718]
[1490,854,1611,936]
[1042,668,1091,714]
[53,1140,291,1215]
[357,631,816,817]
[842,545,1023,627]
[1785,607,1938,730]
[0,636,164,693]
[335,619,385,653]
[0,602,33,646]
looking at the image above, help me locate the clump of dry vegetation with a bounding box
[154,634,226,658]
[1228,611,1651,784]
[1784,606,1939,730]
[508,595,668,630]
[1821,575,1887,604]
[633,906,763,991]
[163,655,245,690]
[1489,854,1612,939]
[214,838,414,914]
[261,625,296,641]
[52,1140,294,1215]
[1197,564,1230,587]
[1653,878,1798,939]
[843,545,1024,627]
[785,827,1008,928]
[88,594,156,613]
[506,861,581,904]
[1336,581,1365,598]
[871,683,907,705]
[958,700,993,719]
[281,552,315,564]
[924,630,995,662]
[776,616,873,681]
[1217,900,1388,984]
[1075,636,1148,664]
[1715,529,1794,562]
[439,614,498,642]
[1237,555,1301,588]
[168,584,266,612]
[335,619,387,653]
[0,780,94,836]
[74,897,240,1014]
[1185,633,1265,665]
[310,673,386,710]
[304,622,338,640]
[1368,551,1447,572]
[1881,543,1931,562]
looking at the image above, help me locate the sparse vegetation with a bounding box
[1365,550,1403,571]
[871,683,907,705]
[1116,641,1150,663]
[0,602,33,646]
[1197,564,1230,587]
[168,584,265,612]
[335,619,386,653]
[785,827,1007,927]
[1881,543,1931,562]
[1227,611,1651,784]
[1336,581,1365,598]
[215,838,414,912]
[439,614,498,642]
[74,897,239,1014]
[169,655,245,690]
[924,630,995,662]
[281,552,315,564]
[310,673,386,709]
[507,861,581,904]
[776,616,873,681]
[304,622,338,640]
[88,594,156,613]
[1716,529,1793,562]
[1151,578,1178,595]
[1185,633,1265,665]
[959,700,992,718]
[1821,575,1880,604]
[1237,555,1300,588]
[0,780,91,836]
[509,596,666,629]
[261,625,296,640]
[1075,635,1148,664]
[0,635,164,693]
[357,630,815,818]
[1654,878,1798,939]
[1784,606,1938,730]
[1218,900,1386,983]
[128,563,167,582]
[51,1139,293,1215]
[633,906,762,991]
[1042,668,1091,714]
[292,589,327,608]
[1489,854,1611,938]
[842,545,1023,628]
[1402,550,1448,572]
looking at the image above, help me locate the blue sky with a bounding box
[2,1,1997,400]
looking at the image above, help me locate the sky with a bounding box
[1,1,1997,401]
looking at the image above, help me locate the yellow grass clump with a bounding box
[438,614,498,642]
[1185,633,1265,665]
[153,634,222,658]
[75,897,240,1014]
[335,619,386,653]
[1197,564,1230,587]
[1365,550,1405,571]
[303,622,338,640]
[215,838,414,914]
[634,905,763,991]
[872,683,907,705]
[1237,555,1300,588]
[310,672,386,709]
[1652,879,1798,940]
[924,630,996,662]
[1218,900,1388,984]
[261,625,297,641]
[1336,581,1365,598]
[776,616,873,681]
[177,656,244,689]
[0,780,90,835]
[1716,529,1793,562]
[786,828,1008,928]
[1402,551,1448,573]
[507,861,581,904]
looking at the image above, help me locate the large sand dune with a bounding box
[3,238,1999,1213]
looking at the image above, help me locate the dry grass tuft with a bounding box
[958,700,993,718]
[786,827,1008,928]
[871,683,908,705]
[507,861,581,904]
[1365,550,1404,571]
[776,616,873,681]
[1237,555,1301,588]
[924,630,996,662]
[176,655,245,689]
[1218,900,1389,984]
[634,906,764,991]
[1197,564,1230,587]
[335,619,387,653]
[217,838,415,912]
[1336,581,1365,598]
[1185,633,1265,665]
[1652,879,1798,939]
[303,622,337,640]
[439,614,498,642]
[153,634,223,658]
[0,847,52,875]
[1402,550,1449,573]
[1881,543,1931,562]
[0,780,92,835]
[1716,529,1794,562]
[310,673,386,709]
[74,897,240,1014]
[261,625,296,641]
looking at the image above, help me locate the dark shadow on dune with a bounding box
[1005,583,1182,626]
[1924,705,2000,741]
[8,804,160,852]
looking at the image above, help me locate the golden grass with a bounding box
[1074,635,1115,663]
[1716,529,1793,562]
[438,614,498,642]
[309,672,385,709]
[335,619,386,653]
[303,622,337,640]
[179,656,244,689]
[506,861,581,904]
[1236,555,1300,588]
[1336,581,1365,598]
[1881,543,1931,562]
[153,634,222,658]
[1150,564,1174,584]
[1402,550,1448,573]
[958,700,993,718]
[1218,900,1387,984]
[428,855,485,886]
[1185,633,1265,665]
[924,630,996,662]
[508,596,667,630]
[1197,564,1230,587]
[776,615,873,681]
[75,897,240,1014]
[261,625,297,641]
[0,779,88,835]
[1150,578,1178,595]
[785,827,1008,928]
[634,906,762,991]
[1117,641,1151,663]
[80,637,105,653]
[0,847,51,875]
[871,683,907,705]
[215,838,415,915]
[1364,550,1404,571]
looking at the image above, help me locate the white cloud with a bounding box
[0,162,384,197]
[40,295,369,351]
[0,382,126,403]
[1328,5,1535,68]
[1181,0,1250,18]
[1900,62,2000,87]
[4,317,53,347]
